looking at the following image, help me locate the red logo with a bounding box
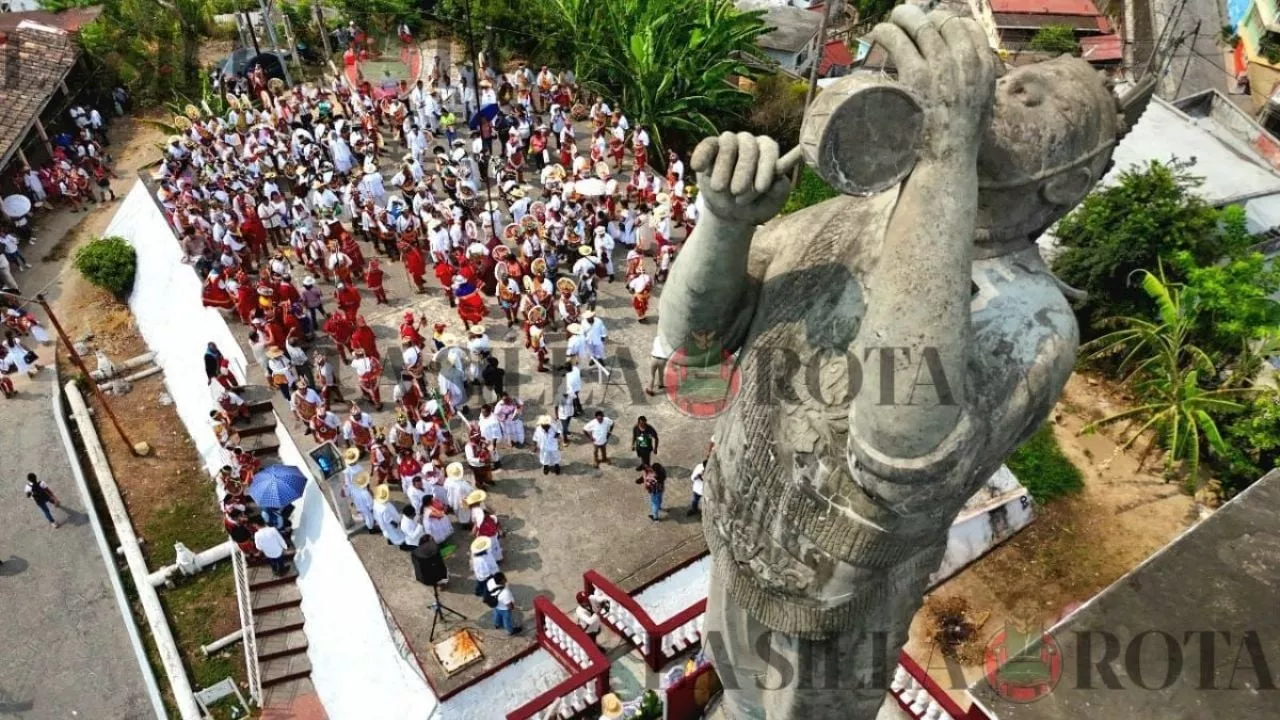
[664,331,741,419]
[983,624,1063,703]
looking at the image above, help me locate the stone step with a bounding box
[249,563,299,590]
[261,676,323,716]
[252,581,303,615]
[254,605,306,639]
[247,548,296,568]
[260,651,312,688]
[229,385,277,413]
[242,431,281,458]
[256,627,309,662]
[237,414,278,439]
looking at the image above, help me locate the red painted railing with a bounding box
[892,651,989,720]
[583,569,707,672]
[506,596,611,720]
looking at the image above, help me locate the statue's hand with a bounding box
[690,132,791,228]
[871,5,995,164]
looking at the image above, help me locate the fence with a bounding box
[505,597,611,720]
[891,652,988,720]
[582,569,707,673]
[230,545,263,704]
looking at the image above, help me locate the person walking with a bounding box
[689,457,706,516]
[582,411,614,468]
[23,473,62,528]
[631,416,659,469]
[532,415,563,476]
[253,523,291,576]
[638,462,666,521]
[488,572,522,635]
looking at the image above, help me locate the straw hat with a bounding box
[536,414,552,426]
[374,484,392,503]
[446,462,465,479]
[266,346,284,358]
[465,489,487,507]
[578,244,594,257]
[353,471,371,488]
[440,333,461,347]
[427,217,442,230]
[471,536,492,554]
[656,192,671,206]
[468,325,486,336]
[343,447,361,466]
[566,322,583,335]
[601,694,624,719]
[582,309,596,320]
[509,186,526,199]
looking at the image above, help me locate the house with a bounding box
[987,0,1122,65]
[738,1,823,75]
[0,20,83,176]
[818,38,854,77]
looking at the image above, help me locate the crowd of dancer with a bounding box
[154,55,698,607]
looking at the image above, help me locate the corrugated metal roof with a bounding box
[1079,33,1124,61]
[990,0,1102,15]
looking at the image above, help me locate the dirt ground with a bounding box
[905,373,1200,702]
[42,116,245,708]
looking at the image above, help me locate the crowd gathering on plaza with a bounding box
[160,39,711,632]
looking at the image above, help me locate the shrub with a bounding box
[1028,24,1079,55]
[781,166,839,215]
[1006,423,1085,503]
[74,235,137,298]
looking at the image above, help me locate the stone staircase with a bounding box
[231,386,326,717]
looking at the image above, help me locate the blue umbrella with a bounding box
[468,103,501,130]
[248,464,309,509]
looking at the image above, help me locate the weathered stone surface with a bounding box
[661,7,1151,718]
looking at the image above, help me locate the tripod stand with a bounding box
[429,584,467,641]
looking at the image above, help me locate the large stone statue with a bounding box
[657,6,1146,718]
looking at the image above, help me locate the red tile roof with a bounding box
[1079,33,1124,62]
[0,7,103,35]
[819,39,854,75]
[0,24,80,169]
[990,0,1102,15]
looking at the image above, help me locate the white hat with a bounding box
[446,462,465,479]
[471,536,492,554]
[468,325,486,336]
[582,309,596,319]
[303,276,315,287]
[363,160,378,175]
[451,148,466,162]
[566,323,583,335]
[427,217,442,230]
[536,414,552,426]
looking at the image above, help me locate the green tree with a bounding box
[44,0,211,101]
[1051,159,1227,336]
[1168,206,1280,359]
[1218,390,1280,494]
[1083,270,1252,481]
[74,236,138,298]
[539,0,768,161]
[1028,24,1079,54]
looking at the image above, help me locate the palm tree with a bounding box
[545,0,768,162]
[1082,269,1253,480]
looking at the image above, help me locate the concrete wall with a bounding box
[929,465,1035,587]
[109,181,437,719]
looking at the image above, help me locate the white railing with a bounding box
[230,545,263,704]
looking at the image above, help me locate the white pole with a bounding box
[65,382,205,720]
[53,375,168,720]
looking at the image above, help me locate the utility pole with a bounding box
[1,290,143,455]
[315,1,332,59]
[794,0,833,186]
[461,0,498,240]
[242,7,262,56]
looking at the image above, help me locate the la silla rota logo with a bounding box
[664,330,741,419]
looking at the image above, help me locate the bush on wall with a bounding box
[74,235,137,298]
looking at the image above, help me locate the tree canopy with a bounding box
[537,0,768,160]
[1028,24,1079,55]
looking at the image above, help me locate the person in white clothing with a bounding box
[400,505,427,547]
[253,524,291,575]
[443,462,475,526]
[424,500,454,543]
[581,411,614,467]
[532,414,562,475]
[373,485,408,548]
[495,394,525,447]
[477,405,504,464]
[346,470,377,532]
[689,459,706,516]
[471,536,498,597]
[583,310,608,361]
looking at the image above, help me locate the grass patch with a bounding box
[1007,423,1085,503]
[143,496,228,567]
[781,166,839,215]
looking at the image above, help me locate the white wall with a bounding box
[929,466,1035,586]
[109,181,437,719]
[107,182,248,476]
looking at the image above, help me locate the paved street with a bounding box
[0,214,152,717]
